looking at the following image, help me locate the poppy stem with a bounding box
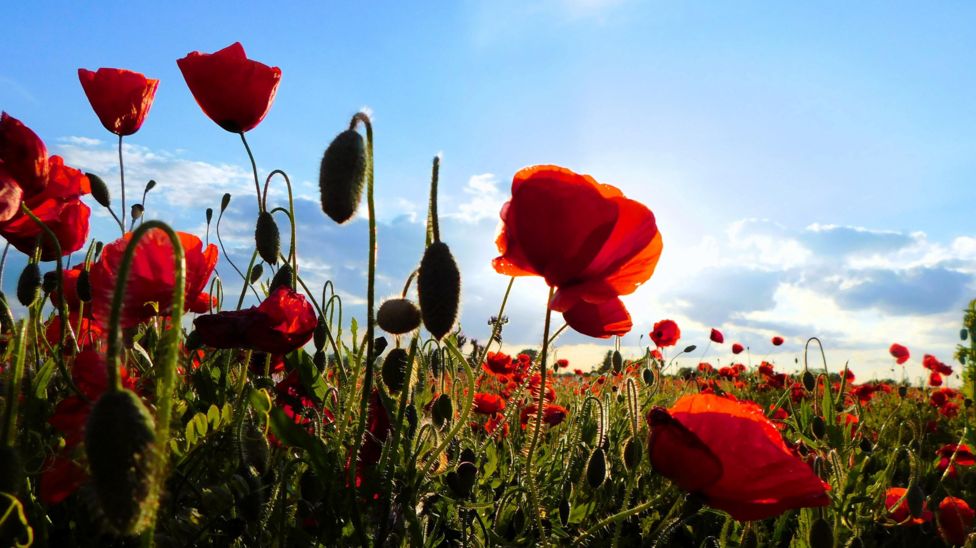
[262,170,298,286]
[239,132,263,213]
[427,156,440,243]
[118,134,127,234]
[525,285,555,544]
[1,320,27,447]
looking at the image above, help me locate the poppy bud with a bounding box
[739,529,758,548]
[131,203,144,220]
[558,498,571,526]
[94,241,103,257]
[239,469,264,522]
[377,298,422,335]
[405,403,418,440]
[905,484,925,519]
[220,193,231,212]
[85,389,158,534]
[808,518,833,548]
[622,437,642,471]
[642,368,655,386]
[145,179,156,192]
[811,416,826,439]
[313,317,327,350]
[429,350,442,377]
[802,370,816,392]
[586,447,607,488]
[248,263,264,284]
[962,328,969,341]
[42,271,58,294]
[433,394,453,428]
[269,264,292,292]
[255,211,280,265]
[318,129,367,224]
[417,242,461,340]
[460,447,475,464]
[313,350,326,372]
[77,269,92,302]
[612,350,623,373]
[683,345,696,353]
[16,263,40,307]
[898,385,908,398]
[446,461,477,498]
[87,172,111,207]
[859,438,873,453]
[966,398,973,409]
[206,208,213,224]
[382,348,409,392]
[373,336,389,356]
[0,446,24,495]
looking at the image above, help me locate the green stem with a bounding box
[2,321,27,447]
[239,132,264,213]
[119,134,127,234]
[524,285,555,545]
[262,170,298,287]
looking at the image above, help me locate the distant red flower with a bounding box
[473,393,506,415]
[771,336,784,346]
[482,351,516,378]
[520,403,569,428]
[709,328,724,344]
[555,358,569,369]
[923,354,953,375]
[886,487,931,525]
[650,319,680,348]
[937,444,976,478]
[731,342,744,355]
[843,368,855,383]
[78,68,159,136]
[889,343,910,365]
[929,371,944,387]
[939,497,975,546]
[177,42,282,133]
[194,286,316,354]
[40,454,87,506]
[485,414,509,438]
[90,229,217,328]
[931,388,961,408]
[492,165,663,338]
[647,393,829,521]
[941,402,961,419]
[48,350,136,449]
[697,362,714,374]
[274,369,334,434]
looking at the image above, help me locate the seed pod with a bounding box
[802,370,816,392]
[85,389,158,535]
[642,368,654,386]
[906,484,925,519]
[318,129,367,224]
[808,517,834,548]
[313,317,327,350]
[254,211,280,265]
[86,172,111,207]
[16,263,40,307]
[811,416,826,439]
[622,437,642,471]
[612,350,623,373]
[313,350,327,372]
[131,203,144,221]
[417,242,461,340]
[269,263,292,291]
[248,263,264,284]
[0,446,24,495]
[382,348,409,392]
[446,461,477,498]
[42,271,58,294]
[77,270,92,302]
[586,447,607,489]
[377,298,422,335]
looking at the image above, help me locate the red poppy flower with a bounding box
[520,403,569,428]
[647,393,830,521]
[709,328,724,344]
[492,165,662,338]
[78,68,159,136]
[0,112,48,194]
[937,444,976,478]
[485,414,509,438]
[194,286,316,355]
[731,343,744,355]
[771,336,784,346]
[482,351,516,378]
[885,487,931,525]
[889,343,910,365]
[40,453,87,506]
[90,229,217,328]
[843,368,855,383]
[650,319,680,348]
[929,371,944,387]
[473,393,506,415]
[177,42,281,133]
[939,497,975,546]
[48,350,136,448]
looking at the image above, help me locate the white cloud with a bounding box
[445,173,506,224]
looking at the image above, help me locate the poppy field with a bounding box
[1,41,976,548]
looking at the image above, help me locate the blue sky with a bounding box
[3,1,975,380]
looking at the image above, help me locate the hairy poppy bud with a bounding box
[220,193,231,212]
[417,242,461,340]
[405,403,418,440]
[318,129,366,224]
[559,498,571,526]
[16,263,40,307]
[131,203,144,221]
[248,263,264,284]
[377,298,421,335]
[586,447,607,488]
[642,368,655,386]
[811,416,826,439]
[85,389,158,535]
[433,394,453,428]
[300,469,325,503]
[0,446,24,495]
[185,329,202,350]
[622,437,642,471]
[373,336,388,356]
[802,370,816,392]
[859,438,873,453]
[42,271,58,294]
[446,461,477,498]
[77,269,92,302]
[906,484,925,519]
[255,211,280,265]
[269,263,292,292]
[382,348,409,392]
[808,517,833,548]
[313,317,327,351]
[205,208,213,225]
[962,328,969,341]
[612,350,623,373]
[429,349,442,377]
[87,172,111,207]
[313,349,326,371]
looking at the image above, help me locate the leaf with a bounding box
[288,350,328,404]
[192,413,208,438]
[249,388,272,416]
[207,404,221,429]
[269,407,331,476]
[31,358,56,399]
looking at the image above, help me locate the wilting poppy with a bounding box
[939,497,974,546]
[78,68,159,136]
[473,393,506,415]
[709,328,724,344]
[177,42,282,133]
[194,285,316,355]
[889,343,910,365]
[650,319,680,348]
[771,336,784,346]
[731,342,744,355]
[90,229,217,328]
[492,165,662,338]
[647,393,830,521]
[885,487,931,525]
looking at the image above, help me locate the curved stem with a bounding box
[239,132,264,213]
[118,135,127,234]
[262,169,298,286]
[428,156,440,243]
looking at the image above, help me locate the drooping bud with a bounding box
[433,394,453,428]
[558,498,571,526]
[446,461,477,498]
[86,172,111,208]
[131,203,144,221]
[248,263,264,284]
[16,263,40,307]
[382,348,409,392]
[255,211,280,265]
[144,179,156,193]
[802,370,816,392]
[586,447,607,488]
[220,193,231,212]
[642,368,655,386]
[313,350,327,372]
[77,270,92,302]
[417,242,461,340]
[612,350,623,373]
[811,416,826,439]
[683,345,696,353]
[84,389,158,535]
[205,208,213,225]
[377,298,422,335]
[313,317,327,350]
[906,484,925,519]
[318,129,366,224]
[42,271,58,294]
[622,437,642,471]
[269,263,292,292]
